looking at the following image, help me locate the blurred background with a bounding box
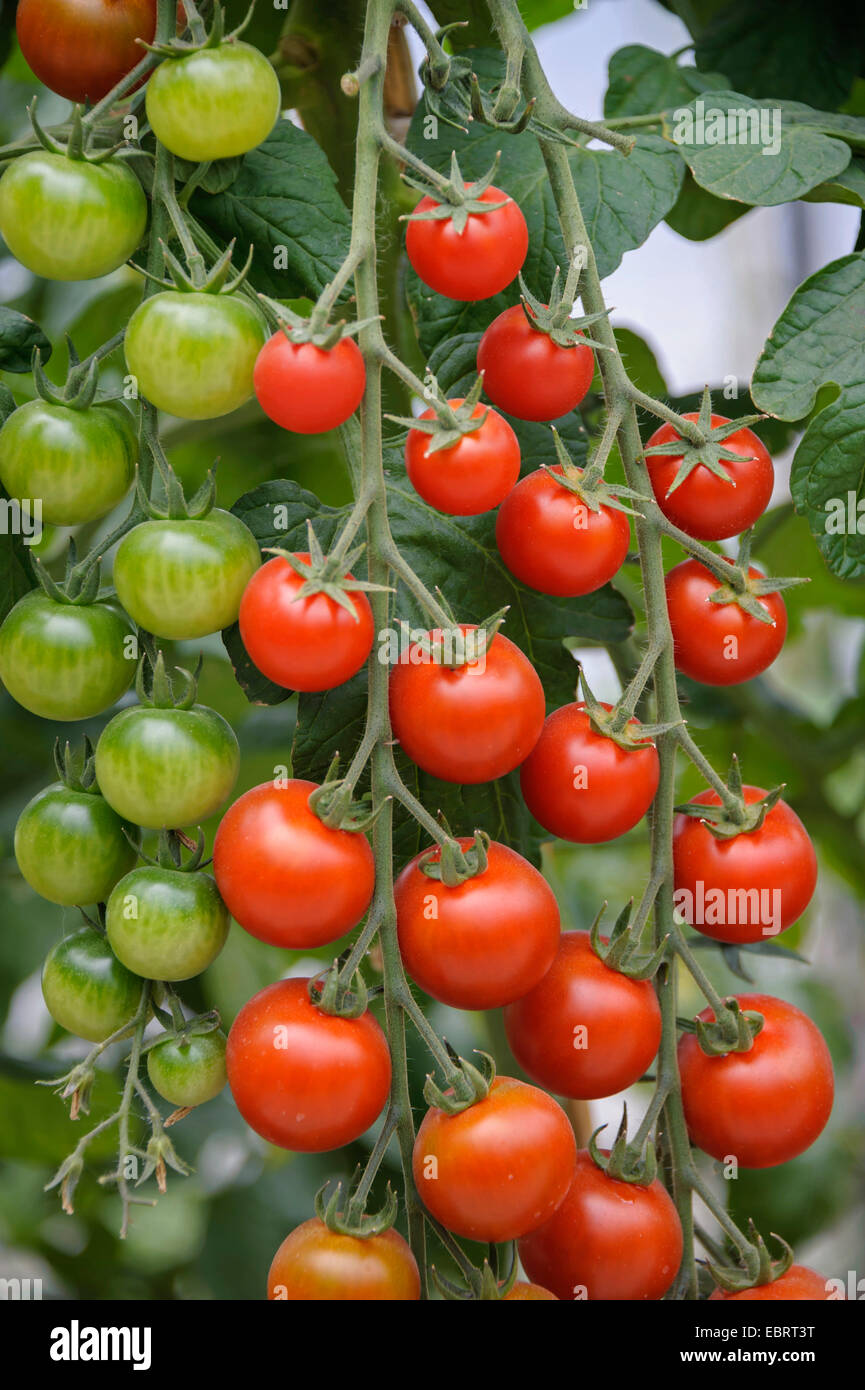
[1,0,863,1298]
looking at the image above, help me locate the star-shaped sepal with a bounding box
[641,386,766,496]
[402,150,512,235]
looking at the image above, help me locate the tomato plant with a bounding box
[238,554,375,691]
[16,0,157,104]
[496,463,631,595]
[405,399,520,515]
[518,1150,684,1301]
[666,559,787,685]
[113,511,260,641]
[226,977,391,1151]
[520,702,659,843]
[394,837,560,1009]
[678,993,834,1168]
[254,332,366,434]
[0,398,137,527]
[504,931,661,1098]
[412,1076,576,1243]
[213,779,375,948]
[406,185,528,301]
[389,626,545,783]
[267,1219,420,1301]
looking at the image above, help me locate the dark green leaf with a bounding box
[0,307,51,373]
[604,44,727,120]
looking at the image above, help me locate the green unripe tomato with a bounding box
[0,398,137,527]
[124,290,266,420]
[0,151,147,281]
[145,41,281,162]
[147,1030,228,1107]
[0,591,137,721]
[113,510,260,640]
[106,866,229,981]
[15,782,139,906]
[94,702,239,828]
[42,927,144,1042]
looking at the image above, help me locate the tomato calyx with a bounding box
[589,1114,658,1186]
[576,665,677,753]
[135,650,201,712]
[402,150,513,235]
[518,267,610,350]
[32,540,104,607]
[410,607,511,673]
[140,0,247,58]
[314,1172,399,1239]
[135,451,217,521]
[674,755,785,841]
[708,1224,795,1295]
[26,95,127,167]
[258,290,378,352]
[387,371,491,453]
[309,952,370,1020]
[643,387,767,496]
[134,826,210,875]
[53,735,99,795]
[589,901,669,981]
[423,1043,495,1114]
[419,830,490,887]
[432,1241,520,1302]
[31,339,123,413]
[546,426,648,516]
[134,236,254,297]
[265,524,390,618]
[683,995,765,1057]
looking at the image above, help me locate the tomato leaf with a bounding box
[752,251,865,578]
[191,119,352,300]
[604,44,728,120]
[0,307,51,373]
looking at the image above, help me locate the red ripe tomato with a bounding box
[406,185,528,301]
[645,415,774,541]
[666,559,787,686]
[518,1149,683,1300]
[504,1282,558,1301]
[496,464,630,596]
[16,0,156,104]
[394,838,560,1010]
[267,1218,420,1301]
[520,702,659,843]
[504,931,661,1098]
[239,554,374,692]
[412,1075,576,1243]
[477,306,594,422]
[226,977,391,1151]
[672,785,817,944]
[388,626,545,784]
[213,779,375,949]
[678,993,834,1169]
[405,401,520,516]
[710,1265,834,1301]
[254,333,366,434]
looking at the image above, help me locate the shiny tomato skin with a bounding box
[15,782,138,907]
[520,702,659,843]
[0,151,147,282]
[16,0,157,104]
[666,560,787,686]
[504,1282,558,1301]
[146,1030,228,1108]
[267,1219,420,1301]
[710,1265,834,1301]
[145,41,281,162]
[519,1149,683,1300]
[125,291,266,421]
[406,185,528,301]
[254,333,366,434]
[678,993,834,1169]
[0,591,136,722]
[389,627,545,784]
[95,703,240,829]
[395,838,560,1010]
[477,306,594,422]
[412,1075,577,1243]
[226,977,391,1152]
[106,866,229,981]
[113,510,260,641]
[645,414,774,541]
[504,931,661,1099]
[673,785,817,944]
[238,554,374,692]
[212,779,375,949]
[496,464,630,596]
[405,399,520,516]
[0,398,136,527]
[42,926,143,1043]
